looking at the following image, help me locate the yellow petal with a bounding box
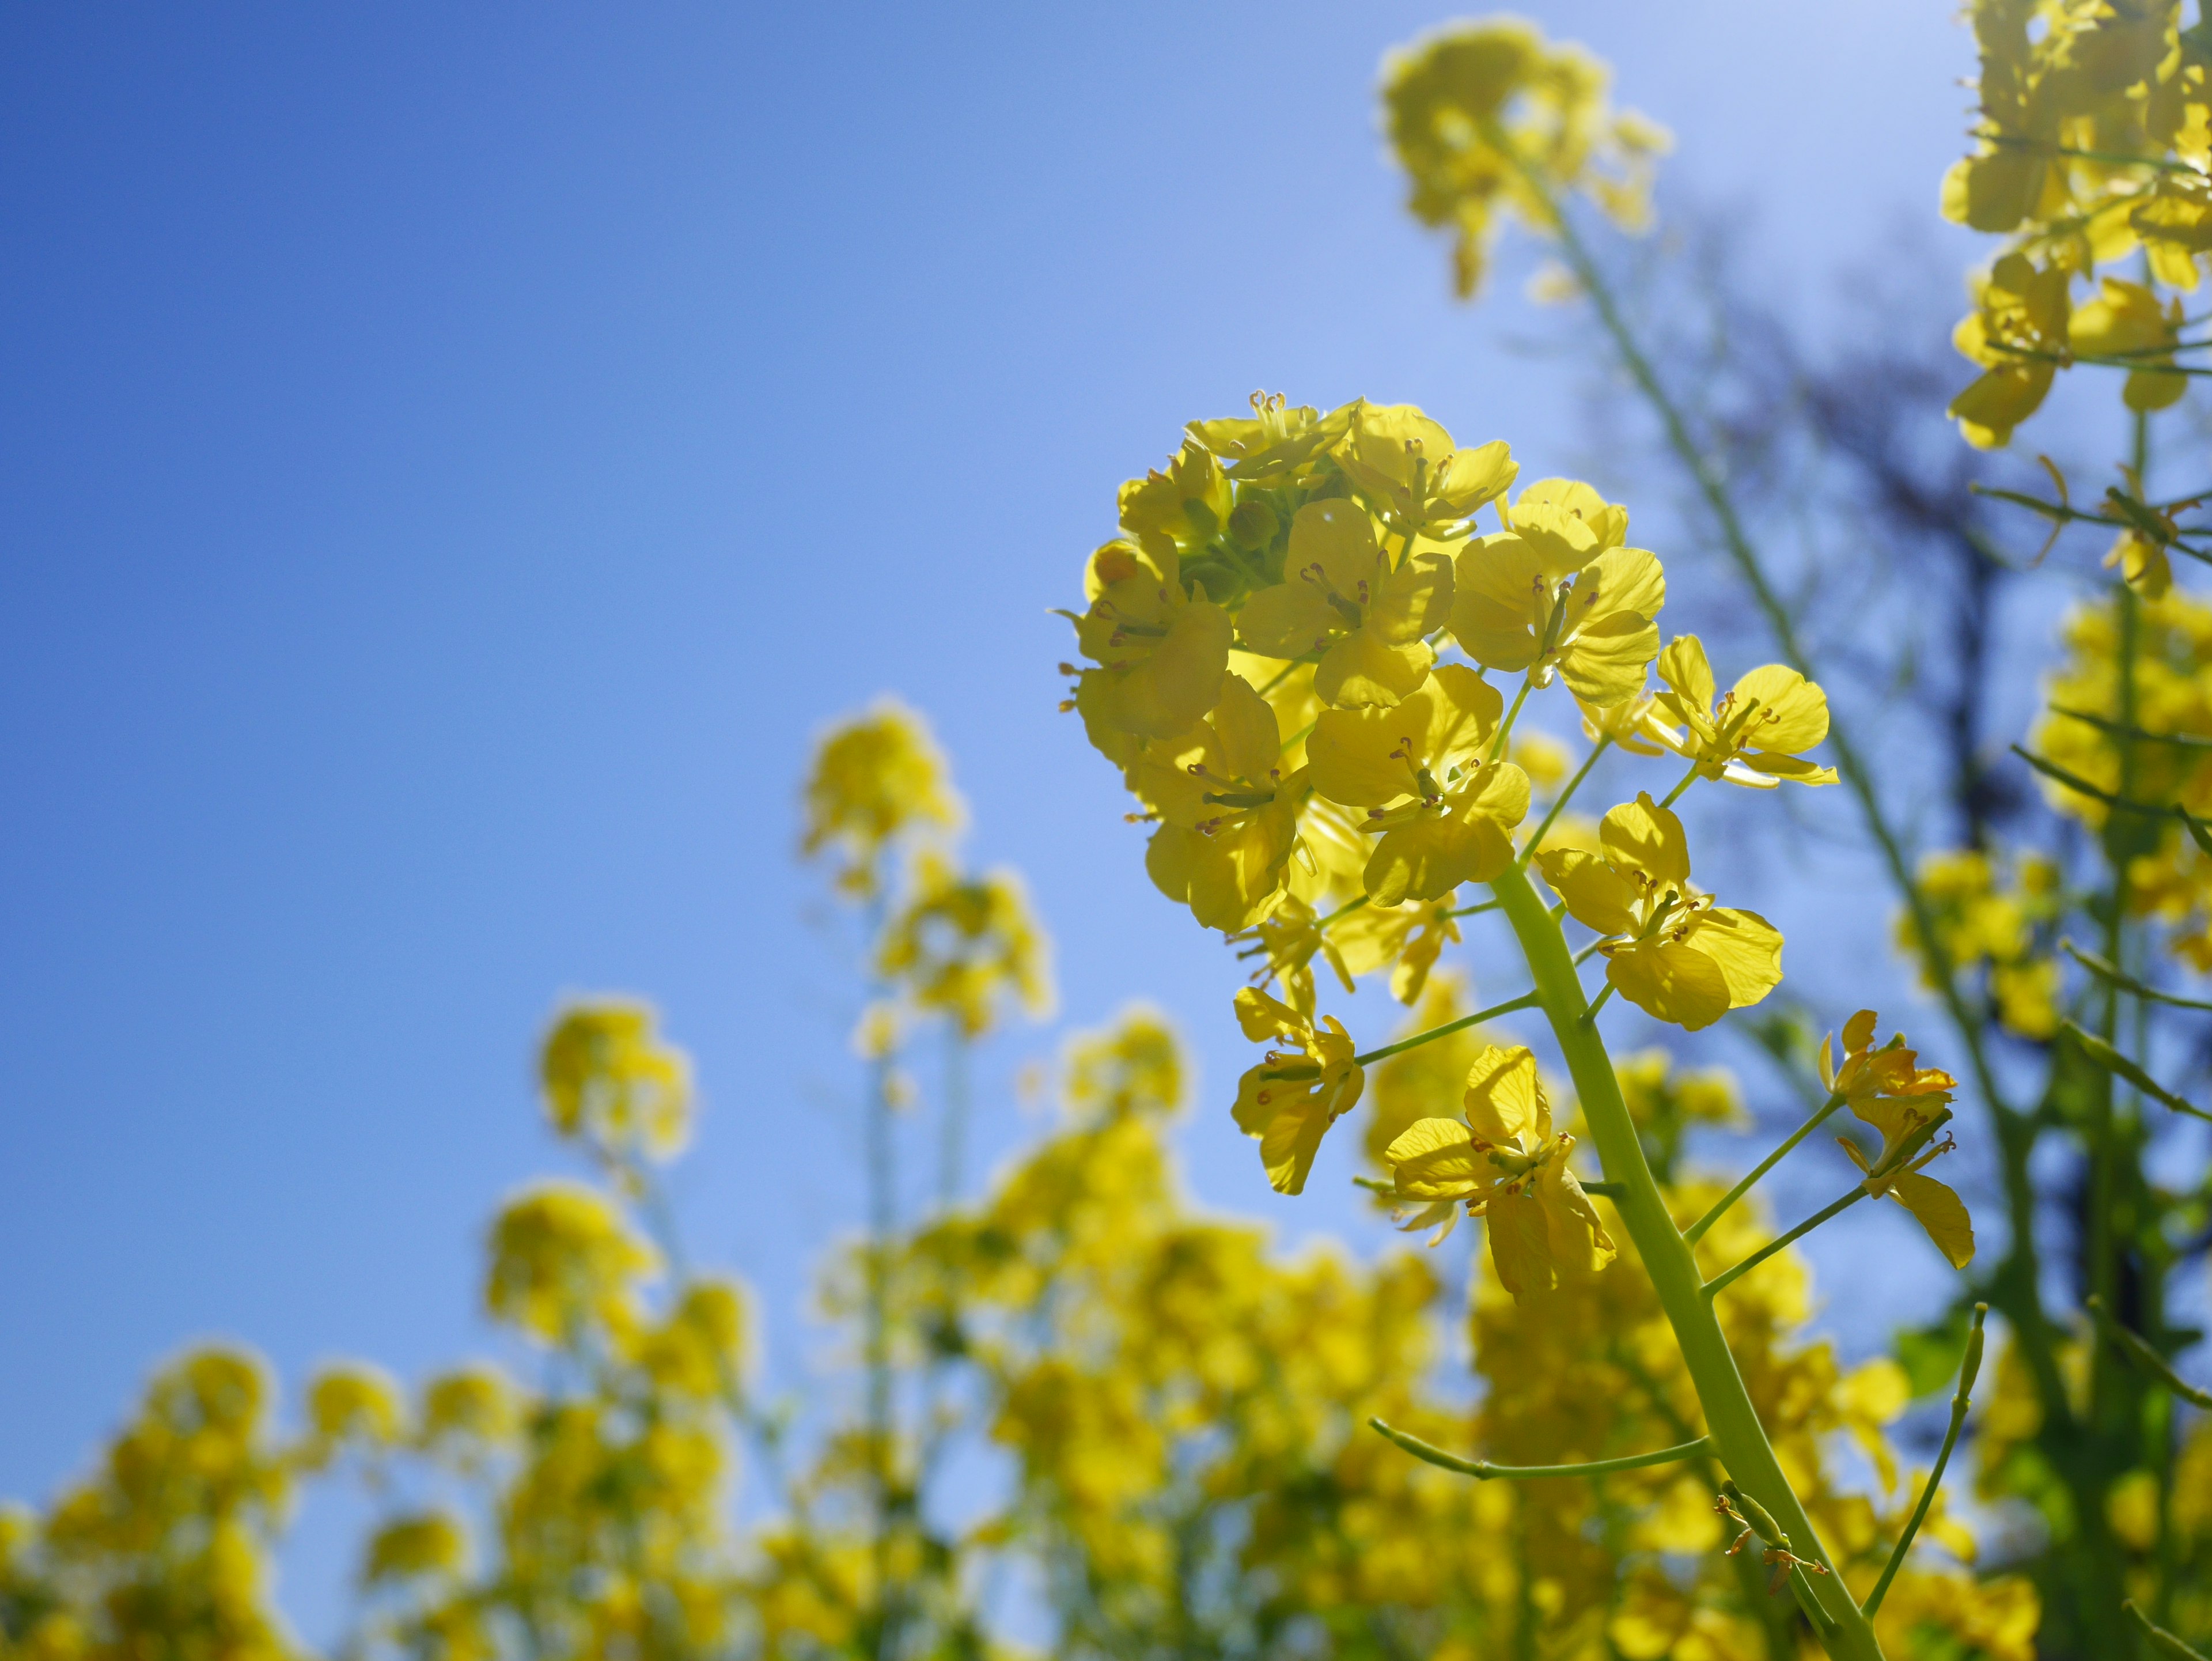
[1656,633,1715,721]
[1232,986,1306,1043]
[1447,534,1548,672]
[1463,1045,1550,1146]
[1235,580,1336,660]
[1363,811,1514,905]
[1600,792,1691,886]
[1208,674,1281,780]
[1259,1097,1335,1194]
[1730,664,1828,754]
[1367,550,1455,644]
[1557,610,1662,707]
[1889,1172,1975,1268]
[1691,907,1785,1009]
[1605,940,1732,1031]
[1484,1189,1556,1299]
[1535,847,1642,936]
[1538,1161,1618,1275]
[1386,1117,1485,1198]
[1314,631,1433,710]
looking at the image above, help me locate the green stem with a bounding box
[1369,1418,1711,1480]
[1518,733,1613,864]
[1487,863,1881,1658]
[1684,1094,1847,1246]
[2063,938,2212,1012]
[2089,1295,2212,1408]
[1865,1304,1986,1617]
[1445,898,1503,920]
[1703,1186,1869,1301]
[1488,675,1534,763]
[1658,757,1703,809]
[2127,1602,2212,1661]
[1352,989,1540,1066]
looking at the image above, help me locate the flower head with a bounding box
[1234,499,1453,709]
[1333,403,1517,540]
[1538,793,1783,1031]
[1820,1011,1975,1270]
[1449,479,1665,707]
[1306,664,1530,903]
[1650,635,1838,789]
[1230,988,1365,1194]
[1384,1045,1617,1298]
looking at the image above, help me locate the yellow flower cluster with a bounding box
[1898,849,2065,1037]
[1062,397,1844,1204]
[1382,17,1669,297]
[1946,0,2212,447]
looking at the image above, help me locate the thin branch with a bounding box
[1369,1418,1713,1481]
[1684,1093,1847,1245]
[2126,1601,2212,1661]
[2063,1020,2212,1123]
[1352,990,1541,1067]
[1703,1187,1869,1300]
[2052,706,2212,751]
[2088,1294,2212,1409]
[2062,938,2212,1013]
[1865,1304,1986,1616]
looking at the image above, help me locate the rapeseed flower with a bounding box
[1235,499,1452,708]
[1306,664,1531,903]
[1384,1044,1616,1297]
[1449,479,1665,705]
[1538,793,1782,1030]
[1649,634,1838,789]
[1231,987,1364,1194]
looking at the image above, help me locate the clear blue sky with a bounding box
[1,0,1980,1636]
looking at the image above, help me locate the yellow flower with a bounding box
[1382,18,1666,296]
[1132,674,1310,931]
[1332,890,1464,1004]
[1949,252,2069,448]
[485,1182,658,1348]
[1649,634,1838,788]
[1537,793,1783,1031]
[1231,987,1365,1194]
[1332,403,1517,540]
[801,698,963,892]
[2070,277,2189,412]
[1383,1044,1616,1298]
[1448,479,1665,706]
[1185,391,1357,483]
[878,852,1054,1038]
[1235,499,1453,708]
[540,1000,694,1166]
[1306,664,1530,903]
[1117,438,1234,562]
[304,1363,406,1463]
[1817,1008,1960,1108]
[365,1512,468,1585]
[1813,1008,1972,1267]
[1071,539,1234,744]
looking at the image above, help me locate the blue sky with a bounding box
[1,0,1988,1637]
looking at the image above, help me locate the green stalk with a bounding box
[1488,863,1883,1659]
[1702,1187,1869,1301]
[1684,1093,1847,1246]
[1864,1304,1986,1616]
[1369,1418,1711,1480]
[1527,176,2089,1497]
[1518,733,1612,865]
[1352,989,1540,1066]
